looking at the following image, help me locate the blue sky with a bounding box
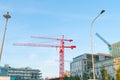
[0,0,120,78]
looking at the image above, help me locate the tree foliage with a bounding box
[100,67,111,80]
[89,72,93,79]
[63,75,80,80]
[116,66,120,80]
[83,72,88,80]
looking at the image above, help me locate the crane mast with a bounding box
[59,35,64,78]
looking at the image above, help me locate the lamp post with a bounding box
[0,12,11,60]
[90,10,105,80]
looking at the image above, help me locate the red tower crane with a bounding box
[13,35,76,79]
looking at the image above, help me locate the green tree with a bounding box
[63,75,69,80]
[75,75,80,80]
[89,72,93,79]
[88,72,99,80]
[83,72,88,80]
[100,67,111,80]
[64,75,80,80]
[116,66,120,80]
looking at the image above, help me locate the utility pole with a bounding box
[0,12,11,60]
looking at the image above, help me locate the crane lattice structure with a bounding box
[96,33,111,54]
[13,35,76,79]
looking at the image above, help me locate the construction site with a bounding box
[0,1,120,80]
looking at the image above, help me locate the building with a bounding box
[94,58,115,80]
[0,67,8,76]
[0,64,42,80]
[111,41,120,57]
[70,53,112,80]
[93,41,120,80]
[94,56,120,80]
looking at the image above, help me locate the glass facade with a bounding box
[70,53,112,80]
[70,53,97,79]
[0,67,8,76]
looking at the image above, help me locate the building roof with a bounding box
[96,53,112,57]
[112,41,120,46]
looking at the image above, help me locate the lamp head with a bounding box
[3,12,11,19]
[100,10,105,14]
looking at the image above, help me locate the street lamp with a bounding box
[90,10,105,80]
[0,12,11,60]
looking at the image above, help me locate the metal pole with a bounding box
[90,10,105,80]
[0,12,11,60]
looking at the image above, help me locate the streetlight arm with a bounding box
[91,10,105,29]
